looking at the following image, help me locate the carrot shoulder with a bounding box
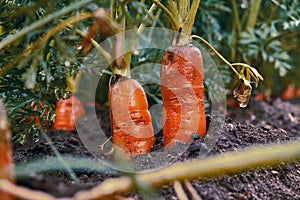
[109,77,155,158]
[0,101,15,200]
[161,44,206,147]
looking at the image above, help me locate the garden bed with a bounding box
[13,97,300,199]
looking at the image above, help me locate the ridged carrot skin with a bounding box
[161,44,206,147]
[53,96,85,131]
[109,77,155,158]
[0,101,14,200]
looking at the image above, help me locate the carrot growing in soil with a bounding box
[161,44,206,146]
[81,6,155,159]
[153,0,206,147]
[52,74,85,131]
[0,101,15,200]
[52,95,85,131]
[109,76,155,158]
[154,0,263,147]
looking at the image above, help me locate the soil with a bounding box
[13,97,300,199]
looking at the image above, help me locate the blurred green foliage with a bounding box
[194,0,300,96]
[0,0,109,143]
[0,0,299,143]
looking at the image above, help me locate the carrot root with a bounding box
[161,44,206,147]
[109,77,155,159]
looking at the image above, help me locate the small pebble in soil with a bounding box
[227,123,235,131]
[271,170,279,175]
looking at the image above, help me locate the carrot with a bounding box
[282,84,295,101]
[160,44,206,147]
[295,88,300,98]
[0,101,14,200]
[52,96,85,131]
[109,76,155,158]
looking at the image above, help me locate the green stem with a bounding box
[181,0,200,37]
[0,0,95,49]
[112,3,131,77]
[178,0,189,20]
[231,0,242,38]
[111,0,117,21]
[137,3,158,35]
[246,0,261,31]
[230,0,240,61]
[150,0,180,31]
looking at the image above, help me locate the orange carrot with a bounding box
[295,88,300,97]
[160,44,206,147]
[53,96,85,131]
[0,101,14,200]
[282,84,295,101]
[109,76,155,158]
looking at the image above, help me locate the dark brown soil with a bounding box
[13,97,300,199]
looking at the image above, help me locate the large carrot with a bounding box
[153,0,262,148]
[161,44,206,147]
[147,0,206,147]
[0,101,14,200]
[109,76,155,158]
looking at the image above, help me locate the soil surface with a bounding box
[13,97,300,199]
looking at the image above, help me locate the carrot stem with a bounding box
[150,0,180,31]
[245,0,261,31]
[137,3,158,35]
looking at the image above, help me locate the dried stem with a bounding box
[183,179,202,200]
[0,179,58,200]
[174,180,189,200]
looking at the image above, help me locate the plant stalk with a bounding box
[151,0,180,31]
[246,0,262,31]
[231,0,242,37]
